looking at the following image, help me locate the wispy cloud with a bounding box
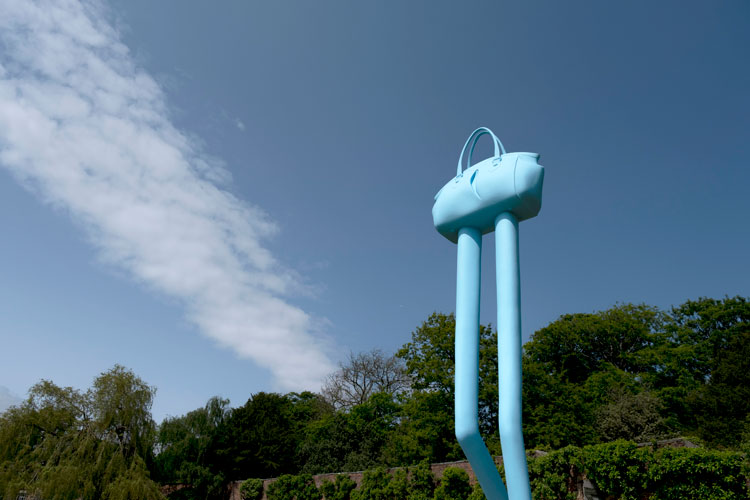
[235,118,246,131]
[0,0,334,390]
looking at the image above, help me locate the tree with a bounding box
[595,389,665,442]
[297,411,355,474]
[154,396,230,499]
[524,304,664,384]
[298,392,400,473]
[322,349,410,411]
[395,313,460,463]
[211,391,329,480]
[395,313,500,460]
[649,296,750,445]
[521,304,669,448]
[521,356,597,449]
[213,392,297,479]
[0,365,163,500]
[92,365,158,461]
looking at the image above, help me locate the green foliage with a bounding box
[387,468,409,499]
[526,443,750,500]
[433,467,472,500]
[220,392,298,478]
[386,390,460,465]
[0,365,163,500]
[531,442,750,500]
[647,447,748,500]
[595,388,665,442]
[298,412,353,474]
[299,392,399,474]
[320,474,357,500]
[522,304,668,449]
[155,396,229,498]
[343,394,401,470]
[407,461,435,500]
[103,457,166,500]
[320,479,335,500]
[467,483,485,500]
[657,296,750,445]
[335,445,747,500]
[527,446,582,500]
[240,478,264,500]
[212,391,329,481]
[352,468,391,500]
[93,365,158,459]
[266,473,321,500]
[296,474,323,500]
[582,441,650,500]
[6,298,749,498]
[394,313,458,465]
[395,313,499,462]
[521,359,596,449]
[524,304,663,384]
[267,474,299,500]
[397,313,457,395]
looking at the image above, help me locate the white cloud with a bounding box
[0,0,334,391]
[235,118,246,131]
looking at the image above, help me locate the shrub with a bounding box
[320,474,357,500]
[528,446,582,500]
[407,461,435,500]
[240,478,264,500]
[582,440,651,500]
[266,474,321,500]
[352,468,391,500]
[267,475,297,500]
[434,467,472,500]
[297,474,323,500]
[467,483,485,500]
[387,469,409,499]
[648,447,748,500]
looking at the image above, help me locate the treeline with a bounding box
[0,296,748,499]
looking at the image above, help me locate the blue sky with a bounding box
[0,0,747,421]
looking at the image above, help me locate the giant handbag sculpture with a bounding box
[433,127,544,500]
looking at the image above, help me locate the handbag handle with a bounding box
[456,127,507,176]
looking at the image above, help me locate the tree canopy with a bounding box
[0,365,163,500]
[2,296,748,499]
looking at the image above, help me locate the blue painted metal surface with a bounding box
[495,213,532,500]
[432,127,544,500]
[455,227,509,500]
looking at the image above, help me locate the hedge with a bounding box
[434,467,472,500]
[266,473,321,500]
[240,478,264,500]
[528,441,749,500]
[320,475,357,500]
[248,443,749,500]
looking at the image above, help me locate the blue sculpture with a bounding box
[433,127,544,500]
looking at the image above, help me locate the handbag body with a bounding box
[432,127,544,243]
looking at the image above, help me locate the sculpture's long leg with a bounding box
[455,227,509,500]
[495,213,532,500]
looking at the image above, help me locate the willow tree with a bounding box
[0,365,163,500]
